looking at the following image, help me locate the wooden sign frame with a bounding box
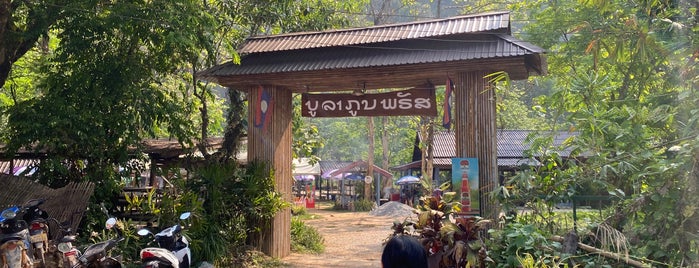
[301,86,437,118]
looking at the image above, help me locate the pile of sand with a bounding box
[369,201,417,218]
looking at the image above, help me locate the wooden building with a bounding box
[392,130,580,187]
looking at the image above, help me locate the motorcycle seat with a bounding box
[0,235,24,244]
[61,235,77,243]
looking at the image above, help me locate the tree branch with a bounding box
[550,235,650,268]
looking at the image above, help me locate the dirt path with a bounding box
[281,202,411,268]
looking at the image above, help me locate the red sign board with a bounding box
[301,87,437,117]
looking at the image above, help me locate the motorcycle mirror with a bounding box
[57,242,72,253]
[105,218,117,229]
[179,212,191,220]
[137,229,151,236]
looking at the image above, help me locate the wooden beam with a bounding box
[216,57,532,92]
[550,236,650,268]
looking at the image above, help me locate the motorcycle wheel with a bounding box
[35,246,45,267]
[181,254,189,268]
[100,257,124,268]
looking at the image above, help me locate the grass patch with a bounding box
[291,217,325,253]
[291,204,322,220]
[552,209,606,231]
[216,247,285,268]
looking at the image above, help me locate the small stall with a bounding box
[395,175,421,206]
[292,158,320,208]
[321,170,365,209]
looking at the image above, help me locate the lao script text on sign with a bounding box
[301,88,437,117]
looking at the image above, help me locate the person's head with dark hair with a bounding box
[381,235,428,268]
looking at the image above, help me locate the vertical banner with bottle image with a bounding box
[452,158,479,215]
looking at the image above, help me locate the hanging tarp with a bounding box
[292,158,320,175]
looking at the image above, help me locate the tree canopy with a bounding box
[0,0,364,181]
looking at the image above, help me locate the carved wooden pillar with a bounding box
[247,85,293,258]
[454,71,498,219]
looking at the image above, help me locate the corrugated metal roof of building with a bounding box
[318,160,393,178]
[0,159,39,175]
[239,11,511,54]
[421,130,579,159]
[319,161,355,173]
[203,34,542,78]
[391,157,541,171]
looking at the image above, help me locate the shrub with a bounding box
[185,160,288,264]
[487,222,558,268]
[290,217,324,253]
[291,205,307,216]
[352,199,375,212]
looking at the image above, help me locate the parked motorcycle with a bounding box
[73,217,125,268]
[53,220,80,268]
[22,199,50,267]
[0,205,33,268]
[137,212,192,268]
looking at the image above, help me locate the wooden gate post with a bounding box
[454,71,499,219]
[247,85,293,258]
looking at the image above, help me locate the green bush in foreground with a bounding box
[291,217,325,253]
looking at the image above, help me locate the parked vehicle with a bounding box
[74,217,124,268]
[53,220,80,268]
[137,212,192,268]
[22,199,50,267]
[0,205,33,268]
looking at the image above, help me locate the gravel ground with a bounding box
[282,202,417,268]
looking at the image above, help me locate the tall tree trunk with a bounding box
[194,68,211,158]
[0,1,59,88]
[419,117,428,178]
[419,117,435,193]
[220,89,245,161]
[426,119,434,183]
[366,117,375,200]
[381,117,391,191]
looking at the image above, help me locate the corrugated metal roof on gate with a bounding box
[204,34,543,77]
[238,11,511,54]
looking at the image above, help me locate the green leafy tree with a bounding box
[503,0,699,265]
[200,0,367,158]
[3,0,216,183]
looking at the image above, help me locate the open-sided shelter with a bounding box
[198,11,546,257]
